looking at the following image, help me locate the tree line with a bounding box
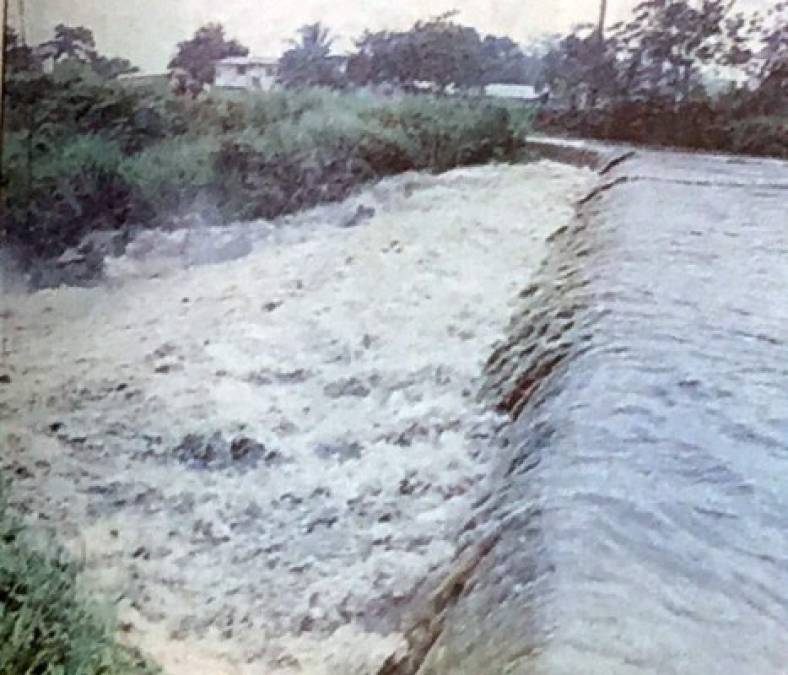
[7,2,784,111]
[162,1,785,112]
[539,0,786,114]
[167,12,545,96]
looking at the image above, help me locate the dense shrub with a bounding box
[213,140,367,220]
[118,136,220,212]
[3,135,149,262]
[728,117,788,157]
[4,72,174,154]
[0,482,159,674]
[208,95,524,221]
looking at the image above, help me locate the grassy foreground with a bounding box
[0,482,159,674]
[3,84,534,266]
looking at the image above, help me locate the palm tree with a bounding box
[290,22,334,57]
[279,22,343,88]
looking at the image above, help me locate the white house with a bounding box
[213,56,279,91]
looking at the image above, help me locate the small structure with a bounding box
[33,43,58,74]
[484,83,549,104]
[214,56,279,91]
[326,54,350,75]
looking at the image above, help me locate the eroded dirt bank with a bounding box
[0,161,595,674]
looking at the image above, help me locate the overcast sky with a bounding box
[7,0,774,74]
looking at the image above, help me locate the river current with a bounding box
[421,150,788,674]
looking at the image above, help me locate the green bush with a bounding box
[4,73,172,155]
[119,136,220,212]
[3,134,147,261]
[0,482,159,675]
[207,94,525,221]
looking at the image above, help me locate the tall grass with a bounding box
[2,87,534,266]
[0,481,159,675]
[119,136,221,212]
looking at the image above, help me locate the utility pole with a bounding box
[598,0,608,40]
[1,1,7,358]
[1,0,26,144]
[1,0,8,139]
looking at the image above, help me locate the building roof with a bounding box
[217,56,278,67]
[485,83,547,100]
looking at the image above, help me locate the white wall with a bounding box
[214,64,277,91]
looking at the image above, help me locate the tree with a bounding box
[32,24,139,81]
[480,36,531,84]
[168,23,249,95]
[745,1,788,113]
[539,25,619,108]
[4,26,40,73]
[348,29,415,88]
[348,12,485,93]
[39,24,95,62]
[410,13,484,92]
[278,22,345,88]
[610,0,738,102]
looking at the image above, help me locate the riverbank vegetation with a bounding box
[2,18,535,275]
[0,481,159,674]
[3,80,528,264]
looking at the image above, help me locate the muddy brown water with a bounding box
[416,149,788,674]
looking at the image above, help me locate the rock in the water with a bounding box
[172,432,229,469]
[323,377,372,399]
[173,432,281,470]
[231,436,284,467]
[340,204,376,228]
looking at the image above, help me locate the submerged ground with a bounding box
[0,160,594,674]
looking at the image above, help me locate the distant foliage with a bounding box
[748,1,788,115]
[40,23,96,61]
[481,35,544,85]
[539,0,787,111]
[17,23,140,80]
[539,26,618,108]
[278,23,346,89]
[4,26,38,71]
[348,12,538,92]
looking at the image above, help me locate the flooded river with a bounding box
[421,149,788,674]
